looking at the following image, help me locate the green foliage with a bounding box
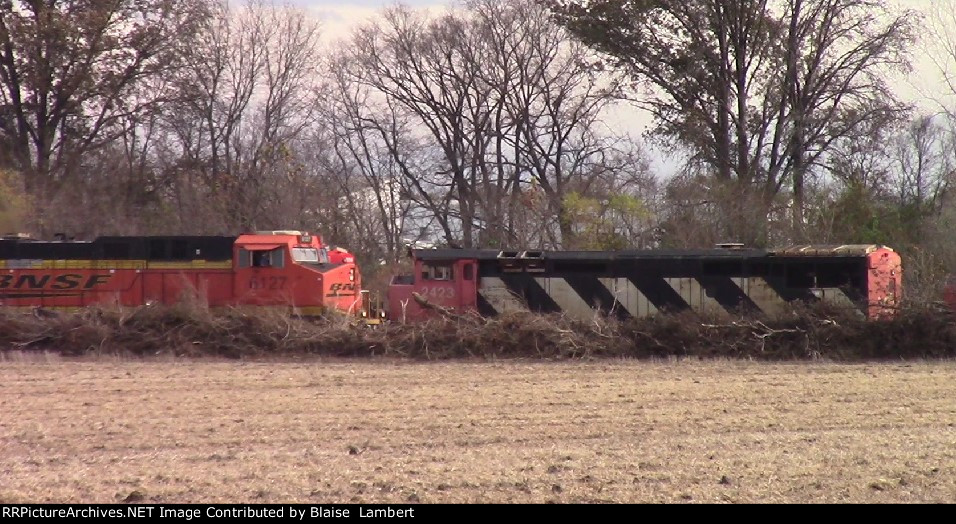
[821,182,942,248]
[562,191,649,249]
[828,183,890,244]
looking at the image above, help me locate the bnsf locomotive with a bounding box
[386,245,902,321]
[0,231,363,316]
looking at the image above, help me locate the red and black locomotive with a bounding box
[386,245,902,321]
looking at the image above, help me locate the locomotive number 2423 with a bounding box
[419,286,455,299]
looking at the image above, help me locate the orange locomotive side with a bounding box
[0,231,361,316]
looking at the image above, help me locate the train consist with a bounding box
[0,231,365,317]
[386,245,902,321]
[0,230,903,322]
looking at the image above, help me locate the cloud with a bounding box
[277,0,441,6]
[295,2,451,43]
[312,5,383,39]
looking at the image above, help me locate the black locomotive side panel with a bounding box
[472,251,869,319]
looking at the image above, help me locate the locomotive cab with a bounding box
[233,231,361,316]
[386,253,478,322]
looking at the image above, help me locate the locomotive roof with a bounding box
[412,248,769,261]
[411,244,888,261]
[0,235,236,261]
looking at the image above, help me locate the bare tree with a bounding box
[548,0,916,245]
[315,57,423,264]
[0,0,207,229]
[345,6,492,248]
[471,0,631,247]
[159,0,322,231]
[925,0,956,118]
[791,110,955,255]
[339,0,638,249]
[894,115,953,221]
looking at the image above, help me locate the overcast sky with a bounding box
[302,0,444,38]
[296,0,936,30]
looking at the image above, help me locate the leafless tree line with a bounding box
[0,0,955,284]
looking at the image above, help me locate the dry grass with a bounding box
[2,359,955,503]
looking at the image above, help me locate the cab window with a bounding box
[252,251,272,267]
[239,248,285,268]
[421,263,454,281]
[292,247,327,263]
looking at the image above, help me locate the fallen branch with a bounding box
[412,292,460,319]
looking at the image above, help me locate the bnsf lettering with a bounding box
[16,274,51,288]
[326,283,356,297]
[84,275,112,289]
[53,274,83,289]
[0,273,110,290]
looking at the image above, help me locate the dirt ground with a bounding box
[1,354,955,503]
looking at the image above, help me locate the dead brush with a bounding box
[0,308,113,355]
[2,302,956,360]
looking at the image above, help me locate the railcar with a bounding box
[0,230,362,316]
[386,245,901,321]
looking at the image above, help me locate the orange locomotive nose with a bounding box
[234,231,362,316]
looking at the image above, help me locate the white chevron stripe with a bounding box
[664,277,725,315]
[731,277,785,316]
[815,287,865,318]
[598,277,657,317]
[534,277,595,318]
[478,277,527,314]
